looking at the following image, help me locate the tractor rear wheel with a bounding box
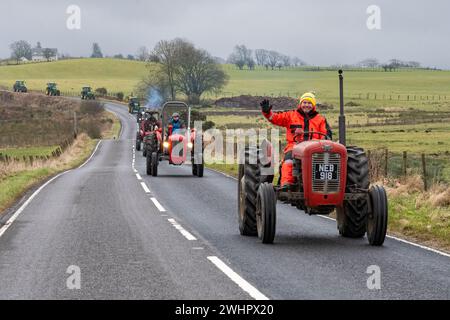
[151,152,158,177]
[367,185,388,246]
[238,148,262,236]
[337,147,369,238]
[256,182,277,244]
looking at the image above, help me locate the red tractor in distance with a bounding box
[238,70,388,246]
[144,101,204,177]
[135,109,161,154]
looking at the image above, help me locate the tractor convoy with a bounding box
[237,71,388,246]
[135,101,204,178]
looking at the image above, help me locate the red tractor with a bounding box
[238,70,388,245]
[135,109,161,154]
[144,101,204,177]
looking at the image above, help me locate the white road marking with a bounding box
[151,197,166,212]
[207,256,269,300]
[133,168,138,173]
[317,215,450,258]
[0,139,103,239]
[136,173,142,180]
[192,247,204,250]
[140,182,151,193]
[168,218,197,240]
[79,140,102,169]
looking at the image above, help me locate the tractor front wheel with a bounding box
[238,148,261,236]
[337,147,369,238]
[256,182,277,244]
[367,185,388,246]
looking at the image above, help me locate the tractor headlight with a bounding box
[187,142,193,149]
[163,141,169,149]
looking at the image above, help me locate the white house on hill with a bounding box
[32,47,58,62]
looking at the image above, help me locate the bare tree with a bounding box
[136,46,150,61]
[147,38,228,104]
[152,39,184,100]
[267,50,280,70]
[291,57,306,67]
[255,49,268,66]
[280,55,291,68]
[10,40,32,63]
[228,45,253,70]
[174,41,228,104]
[358,58,379,68]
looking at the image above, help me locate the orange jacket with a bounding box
[263,109,332,152]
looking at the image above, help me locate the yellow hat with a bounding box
[299,92,316,107]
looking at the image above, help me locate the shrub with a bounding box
[95,87,108,96]
[116,92,124,101]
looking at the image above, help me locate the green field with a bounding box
[1,59,450,102]
[0,58,147,95]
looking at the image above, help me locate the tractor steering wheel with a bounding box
[294,131,331,143]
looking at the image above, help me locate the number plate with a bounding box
[314,164,338,180]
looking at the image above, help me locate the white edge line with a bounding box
[140,182,151,193]
[206,167,237,180]
[317,215,450,258]
[150,197,166,212]
[0,139,103,238]
[79,140,102,169]
[136,173,142,180]
[207,256,269,300]
[168,218,196,240]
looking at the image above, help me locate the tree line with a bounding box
[227,45,306,70]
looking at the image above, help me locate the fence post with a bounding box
[384,148,389,177]
[73,111,77,139]
[421,154,428,191]
[402,151,407,177]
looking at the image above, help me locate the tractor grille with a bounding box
[312,153,341,193]
[172,140,183,157]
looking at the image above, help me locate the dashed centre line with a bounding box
[168,218,197,241]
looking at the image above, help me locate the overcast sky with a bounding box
[1,0,449,68]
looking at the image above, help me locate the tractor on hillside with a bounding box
[13,80,27,93]
[237,70,388,245]
[128,97,140,114]
[81,86,95,100]
[45,82,60,96]
[144,101,204,177]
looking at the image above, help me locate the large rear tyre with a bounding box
[256,182,277,244]
[146,152,152,175]
[337,147,369,238]
[151,152,158,177]
[367,185,388,246]
[143,147,147,157]
[238,148,261,236]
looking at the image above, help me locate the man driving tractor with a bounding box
[168,112,185,134]
[261,92,332,189]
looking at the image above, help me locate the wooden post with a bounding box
[402,151,407,177]
[384,148,389,177]
[421,154,428,191]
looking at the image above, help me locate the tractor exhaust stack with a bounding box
[338,70,346,145]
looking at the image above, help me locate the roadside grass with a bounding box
[0,146,58,158]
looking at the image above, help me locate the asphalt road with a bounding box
[0,101,448,299]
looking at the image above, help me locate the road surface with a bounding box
[0,101,448,299]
